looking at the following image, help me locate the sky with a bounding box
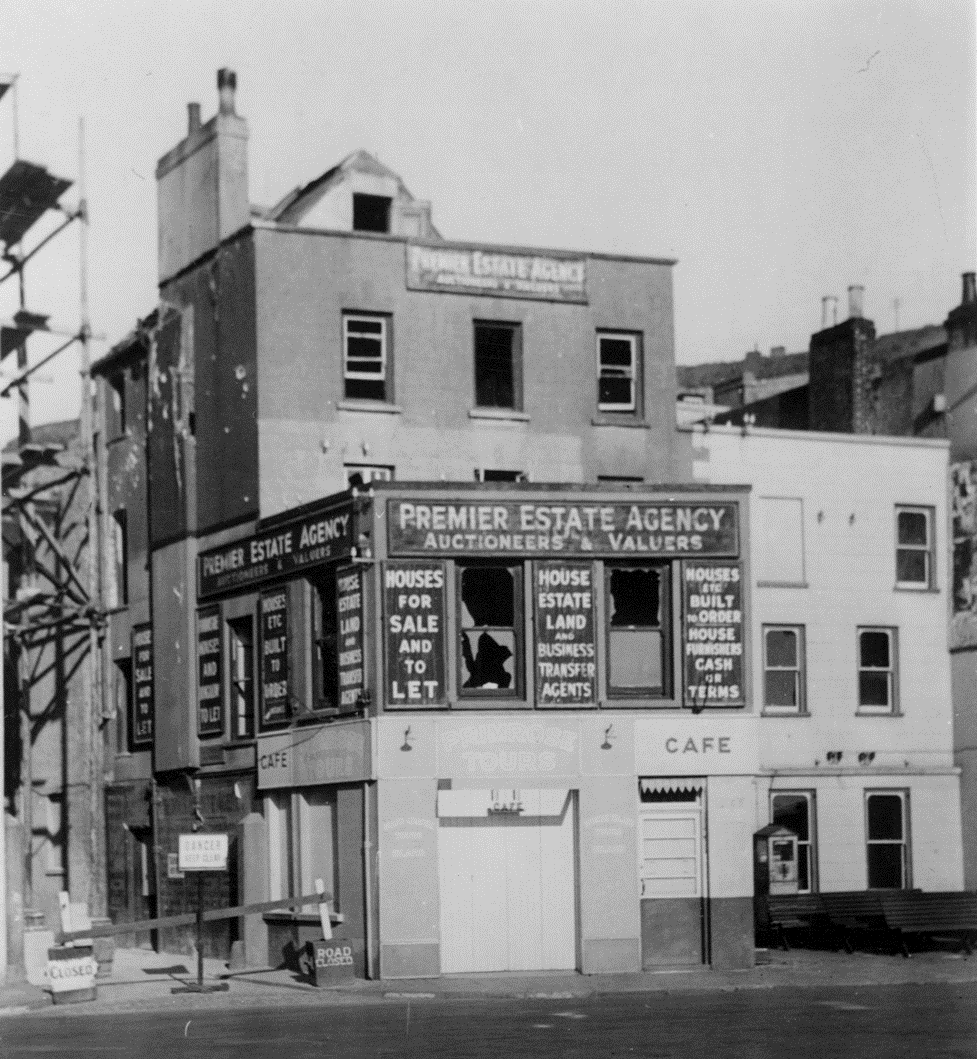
[1,0,974,440]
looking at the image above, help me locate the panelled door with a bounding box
[438,793,576,973]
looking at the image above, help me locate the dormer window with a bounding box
[353,193,392,233]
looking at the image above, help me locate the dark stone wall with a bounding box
[808,318,876,433]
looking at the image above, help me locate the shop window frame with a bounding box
[762,624,806,715]
[770,790,818,893]
[228,614,256,740]
[857,626,898,715]
[894,505,934,590]
[343,312,392,403]
[604,561,672,700]
[456,560,524,702]
[865,789,911,890]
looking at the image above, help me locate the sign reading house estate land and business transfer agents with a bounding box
[388,500,739,557]
[682,561,744,708]
[535,562,597,706]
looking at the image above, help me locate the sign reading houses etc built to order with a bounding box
[406,242,587,303]
[682,561,745,708]
[387,500,739,558]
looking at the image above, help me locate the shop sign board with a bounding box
[437,718,580,777]
[130,624,154,748]
[681,561,744,708]
[406,242,587,303]
[388,499,739,558]
[383,561,447,708]
[257,721,372,790]
[534,561,596,706]
[634,716,758,775]
[46,945,97,997]
[178,832,229,872]
[197,501,355,598]
[260,588,290,727]
[336,566,365,714]
[197,606,224,736]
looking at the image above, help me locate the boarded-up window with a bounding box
[755,497,805,585]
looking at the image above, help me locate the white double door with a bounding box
[438,793,576,974]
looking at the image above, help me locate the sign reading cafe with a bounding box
[388,500,739,557]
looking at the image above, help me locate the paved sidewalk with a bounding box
[4,945,976,1017]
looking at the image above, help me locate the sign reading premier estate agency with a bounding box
[384,561,447,707]
[388,499,739,558]
[197,501,355,598]
[406,243,587,303]
[682,561,745,708]
[197,606,224,735]
[535,562,596,706]
[131,624,154,748]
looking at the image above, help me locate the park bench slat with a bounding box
[880,892,977,956]
[764,894,831,951]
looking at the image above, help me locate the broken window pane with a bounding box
[459,565,519,692]
[607,565,666,693]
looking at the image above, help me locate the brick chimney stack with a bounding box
[808,286,877,433]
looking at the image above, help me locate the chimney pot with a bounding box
[963,272,976,306]
[217,68,237,115]
[848,285,865,319]
[187,102,201,133]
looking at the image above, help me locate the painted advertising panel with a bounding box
[436,718,581,778]
[197,501,355,598]
[131,624,154,748]
[259,588,290,728]
[388,499,739,557]
[197,606,223,736]
[256,721,372,789]
[406,242,587,303]
[534,561,597,707]
[634,716,759,775]
[681,561,744,708]
[336,566,365,714]
[383,561,447,708]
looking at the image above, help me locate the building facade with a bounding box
[690,424,963,895]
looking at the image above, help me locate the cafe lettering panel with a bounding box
[336,566,365,714]
[682,561,745,708]
[260,588,290,728]
[198,501,355,598]
[383,561,447,709]
[534,561,597,707]
[387,500,739,558]
[131,624,154,748]
[197,605,224,735]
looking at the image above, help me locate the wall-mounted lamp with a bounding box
[858,751,876,765]
[361,440,371,456]
[600,724,615,751]
[400,726,413,752]
[848,512,856,525]
[826,750,843,765]
[320,439,330,453]
[817,510,824,523]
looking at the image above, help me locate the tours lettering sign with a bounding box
[534,561,596,707]
[131,624,153,748]
[197,606,224,735]
[260,588,290,727]
[388,500,739,557]
[336,566,365,714]
[384,561,447,708]
[682,561,745,708]
[406,243,587,303]
[198,502,355,598]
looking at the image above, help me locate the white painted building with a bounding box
[687,423,964,894]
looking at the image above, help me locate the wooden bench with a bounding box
[764,894,830,951]
[820,891,889,952]
[880,892,977,958]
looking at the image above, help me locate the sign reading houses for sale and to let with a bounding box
[535,562,596,706]
[197,605,223,735]
[131,623,154,747]
[682,561,744,708]
[387,500,738,557]
[384,561,447,707]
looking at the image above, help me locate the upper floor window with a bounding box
[343,314,390,402]
[474,321,522,411]
[228,616,255,740]
[458,563,521,697]
[857,627,897,714]
[345,464,394,487]
[597,331,641,414]
[763,625,805,713]
[106,372,126,438]
[755,497,805,586]
[606,564,669,696]
[895,506,934,589]
[352,193,391,233]
[111,509,128,607]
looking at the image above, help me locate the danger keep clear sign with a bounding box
[178,833,229,872]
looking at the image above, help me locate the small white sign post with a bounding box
[173,833,230,994]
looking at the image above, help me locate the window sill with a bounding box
[591,415,649,430]
[468,408,530,423]
[893,584,939,593]
[337,400,402,415]
[762,709,811,718]
[756,580,809,589]
[855,709,902,718]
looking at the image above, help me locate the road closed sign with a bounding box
[178,832,229,872]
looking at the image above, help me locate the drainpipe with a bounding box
[363,779,375,980]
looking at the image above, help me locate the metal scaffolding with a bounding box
[0,73,105,980]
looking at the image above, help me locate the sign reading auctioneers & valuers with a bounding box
[406,242,587,303]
